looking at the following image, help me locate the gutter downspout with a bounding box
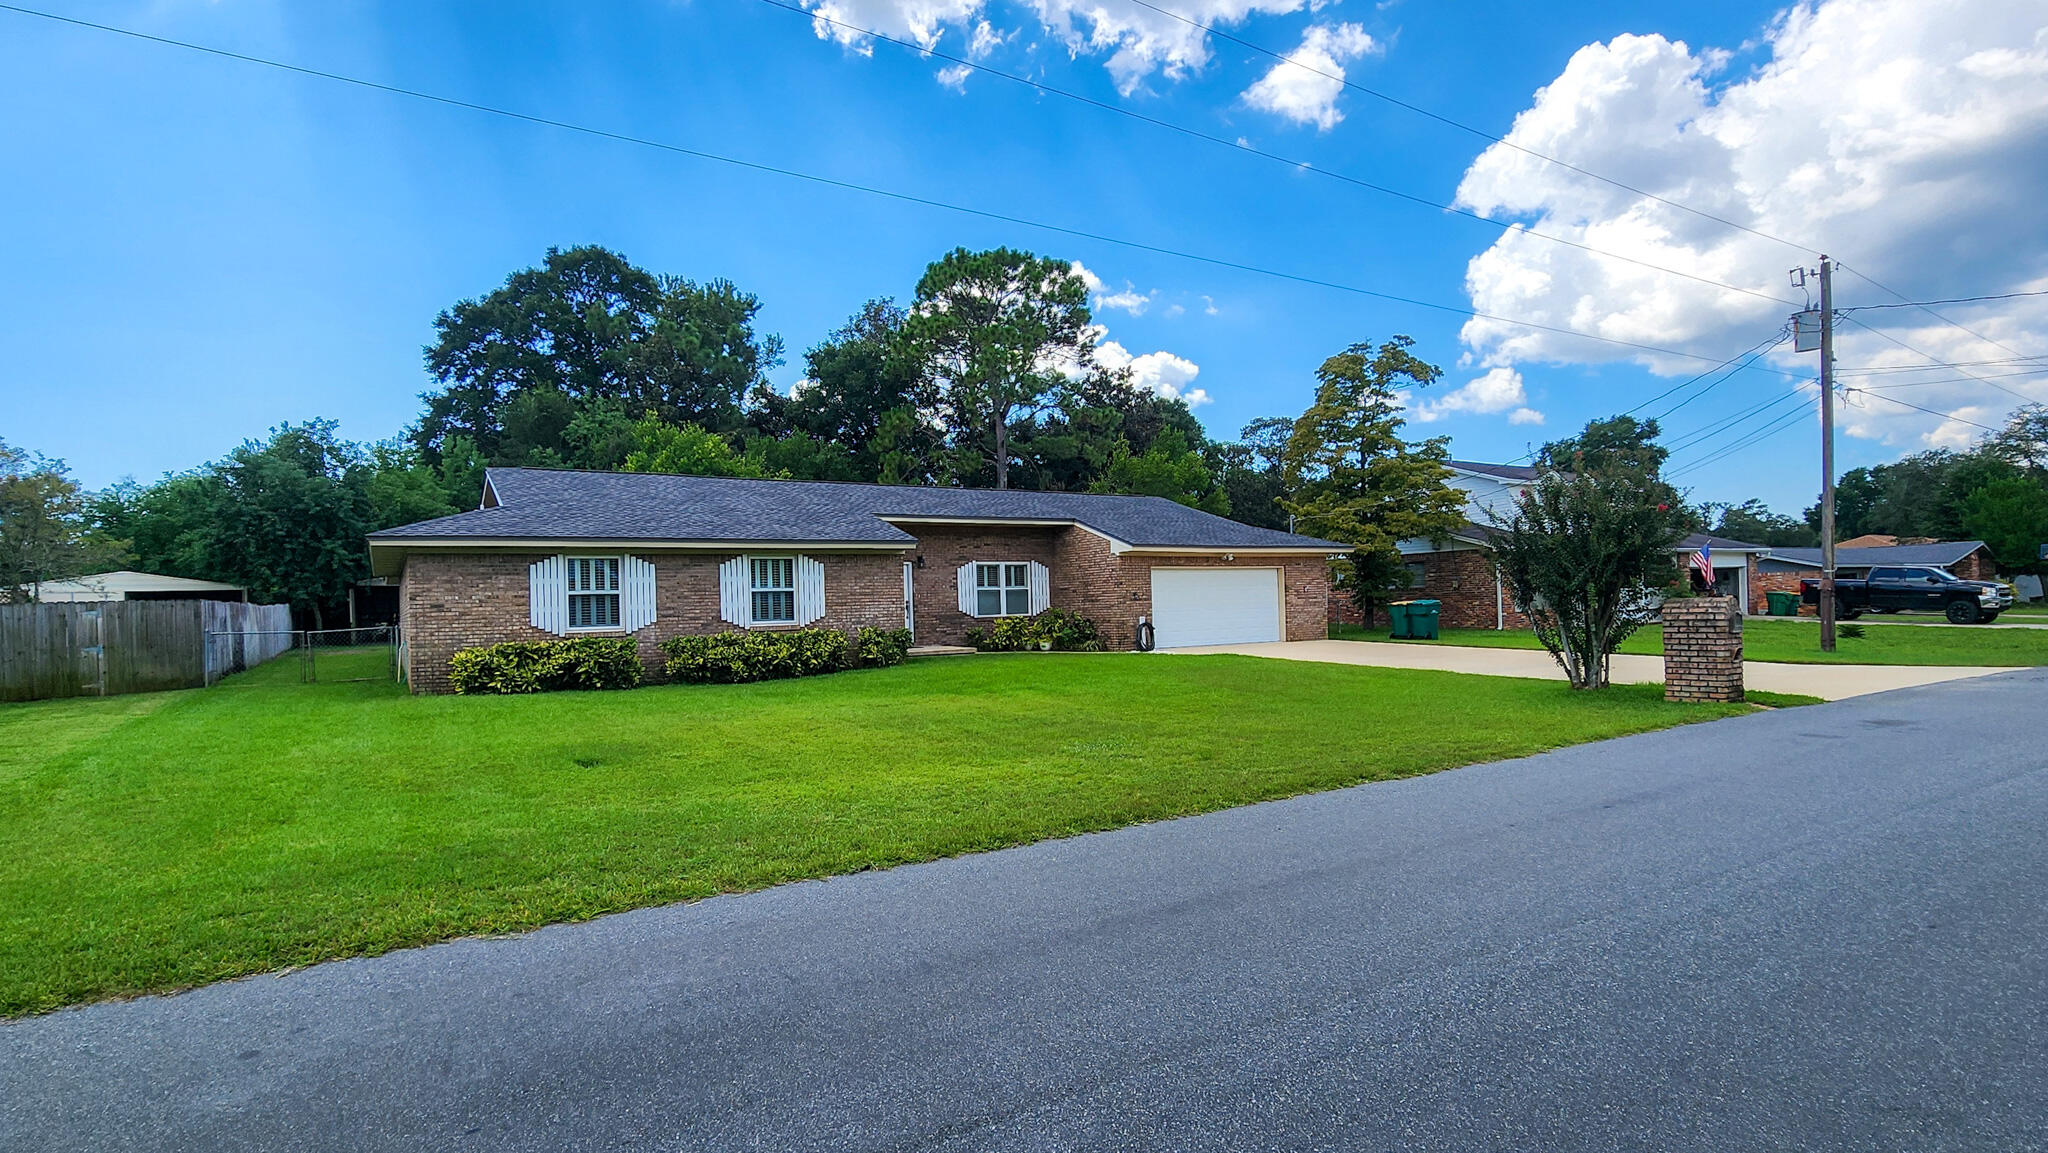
[1496,571,1505,631]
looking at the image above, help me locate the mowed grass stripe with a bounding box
[2,654,1760,1016]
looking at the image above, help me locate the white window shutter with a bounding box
[796,556,826,626]
[718,557,748,626]
[621,555,657,632]
[1027,561,1050,615]
[528,556,566,635]
[957,561,976,616]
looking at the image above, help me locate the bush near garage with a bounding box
[964,609,1103,652]
[449,638,643,694]
[660,627,912,684]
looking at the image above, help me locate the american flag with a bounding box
[1691,542,1712,581]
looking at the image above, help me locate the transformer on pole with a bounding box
[1790,259,1838,653]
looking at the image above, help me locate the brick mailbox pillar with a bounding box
[1662,596,1743,703]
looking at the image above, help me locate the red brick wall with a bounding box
[1952,549,1995,580]
[1390,548,1528,631]
[400,531,1339,688]
[1752,564,1814,614]
[401,550,905,693]
[906,525,1062,646]
[1663,596,1744,702]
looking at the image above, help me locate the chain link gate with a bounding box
[300,625,397,683]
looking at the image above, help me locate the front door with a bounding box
[903,561,915,638]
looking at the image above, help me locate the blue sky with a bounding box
[5,0,2044,514]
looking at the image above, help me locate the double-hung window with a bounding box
[750,556,796,624]
[566,556,621,630]
[975,562,1031,617]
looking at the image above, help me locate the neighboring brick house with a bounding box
[1757,540,2001,602]
[368,468,1344,692]
[1384,462,1775,629]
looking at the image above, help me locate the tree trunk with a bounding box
[994,413,1009,489]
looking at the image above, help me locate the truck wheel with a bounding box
[1947,600,1982,625]
[1980,612,2000,624]
[1837,606,1863,621]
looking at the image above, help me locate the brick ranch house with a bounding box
[368,468,1346,692]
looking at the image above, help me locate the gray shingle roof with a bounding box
[1766,541,1988,569]
[368,468,1346,551]
[1681,532,1771,552]
[1447,460,1542,481]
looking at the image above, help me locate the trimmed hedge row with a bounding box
[448,638,642,695]
[449,627,915,694]
[660,626,913,685]
[964,608,1103,652]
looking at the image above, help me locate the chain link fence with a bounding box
[205,626,399,686]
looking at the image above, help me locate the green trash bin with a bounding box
[1766,590,1800,617]
[1387,600,1415,639]
[1408,598,1442,640]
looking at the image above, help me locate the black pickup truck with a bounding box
[1802,565,2015,624]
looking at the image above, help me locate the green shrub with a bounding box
[1837,622,1867,640]
[849,626,914,668]
[965,609,1103,652]
[448,638,643,695]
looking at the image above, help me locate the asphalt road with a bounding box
[5,672,2046,1152]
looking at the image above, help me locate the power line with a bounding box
[1119,0,1821,257]
[1625,329,1791,417]
[1661,387,1808,454]
[0,1,1802,372]
[1843,393,1998,438]
[1648,333,1791,421]
[1842,288,2048,311]
[1853,366,2048,391]
[1668,403,1814,478]
[759,0,1796,307]
[1835,260,2041,366]
[1837,313,2036,403]
[1836,358,2048,377]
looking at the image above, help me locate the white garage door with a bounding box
[1150,567,1283,648]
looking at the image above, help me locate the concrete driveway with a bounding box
[1171,638,2022,700]
[4,672,2046,1150]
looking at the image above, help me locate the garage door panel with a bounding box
[1150,568,1282,648]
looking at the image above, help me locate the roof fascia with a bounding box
[878,514,1134,552]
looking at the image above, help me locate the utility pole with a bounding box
[1792,257,1838,652]
[1817,256,1839,652]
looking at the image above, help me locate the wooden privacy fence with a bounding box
[0,600,293,702]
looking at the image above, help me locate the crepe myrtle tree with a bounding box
[1489,469,1690,690]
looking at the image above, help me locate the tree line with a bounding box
[7,242,2046,622]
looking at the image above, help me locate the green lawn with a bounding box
[1,653,1769,1016]
[1332,618,2048,666]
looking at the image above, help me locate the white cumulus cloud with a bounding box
[800,0,1313,93]
[1408,367,1543,424]
[1452,0,2048,453]
[801,0,985,52]
[1242,22,1382,130]
[1070,260,1155,316]
[1095,338,1212,407]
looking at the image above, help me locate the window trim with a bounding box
[748,554,799,626]
[563,554,623,633]
[971,560,1033,619]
